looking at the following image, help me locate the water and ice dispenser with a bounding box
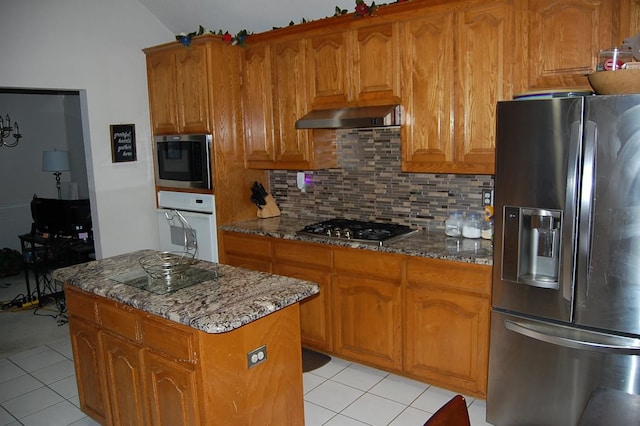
[501,206,562,290]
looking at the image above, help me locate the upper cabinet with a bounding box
[243,38,337,170]
[526,0,625,89]
[352,22,401,105]
[145,0,640,174]
[145,41,211,135]
[306,31,351,108]
[271,39,313,168]
[305,23,401,109]
[243,42,276,167]
[401,0,515,174]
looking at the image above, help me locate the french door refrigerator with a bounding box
[488,94,640,425]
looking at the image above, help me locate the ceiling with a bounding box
[138,0,360,36]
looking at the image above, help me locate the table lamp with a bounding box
[42,150,70,199]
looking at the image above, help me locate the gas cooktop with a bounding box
[297,218,417,246]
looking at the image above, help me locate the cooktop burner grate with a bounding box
[297,218,417,246]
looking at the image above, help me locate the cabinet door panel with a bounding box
[455,1,513,174]
[528,0,615,88]
[144,351,201,426]
[307,32,351,107]
[146,50,179,135]
[333,275,402,370]
[405,287,489,396]
[176,44,211,133]
[353,23,400,104]
[272,39,311,166]
[102,333,147,426]
[401,11,455,169]
[244,44,276,166]
[276,262,333,351]
[69,319,110,425]
[221,232,272,272]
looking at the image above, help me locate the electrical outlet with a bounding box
[482,189,493,206]
[247,345,267,368]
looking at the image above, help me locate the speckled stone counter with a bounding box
[52,249,319,334]
[219,216,494,265]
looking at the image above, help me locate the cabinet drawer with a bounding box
[142,316,197,363]
[333,247,402,280]
[223,232,271,259]
[406,257,492,296]
[64,286,97,323]
[97,303,141,342]
[274,240,331,268]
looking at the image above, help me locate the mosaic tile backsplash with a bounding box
[269,128,494,231]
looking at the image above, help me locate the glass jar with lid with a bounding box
[445,212,464,237]
[481,217,494,240]
[462,213,483,239]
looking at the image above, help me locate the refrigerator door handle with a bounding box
[578,120,597,285]
[504,319,640,355]
[562,120,583,301]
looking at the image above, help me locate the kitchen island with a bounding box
[52,249,319,426]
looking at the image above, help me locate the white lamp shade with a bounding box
[43,150,70,172]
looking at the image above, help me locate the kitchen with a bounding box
[2,0,640,425]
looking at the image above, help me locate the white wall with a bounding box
[0,0,174,258]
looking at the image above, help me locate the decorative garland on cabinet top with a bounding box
[175,0,410,47]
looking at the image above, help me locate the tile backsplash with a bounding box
[269,128,494,231]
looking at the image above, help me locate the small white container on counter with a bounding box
[462,213,483,239]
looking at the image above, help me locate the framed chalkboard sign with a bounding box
[110,124,137,163]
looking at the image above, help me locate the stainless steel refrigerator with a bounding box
[488,95,640,425]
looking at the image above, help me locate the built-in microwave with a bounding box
[154,134,212,190]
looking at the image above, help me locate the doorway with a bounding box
[0,88,90,251]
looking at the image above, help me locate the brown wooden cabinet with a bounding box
[401,0,515,174]
[101,333,148,426]
[145,36,269,232]
[243,42,276,168]
[404,258,491,397]
[143,351,201,425]
[332,248,403,371]
[306,31,351,108]
[271,39,312,168]
[274,240,333,352]
[68,319,110,425]
[525,0,624,90]
[222,231,273,272]
[305,23,400,109]
[352,22,401,105]
[145,41,211,135]
[220,230,491,397]
[65,284,305,425]
[243,38,337,170]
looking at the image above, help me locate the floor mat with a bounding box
[302,347,332,372]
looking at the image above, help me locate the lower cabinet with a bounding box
[68,319,110,425]
[220,231,492,397]
[404,258,491,397]
[273,240,333,352]
[144,351,201,425]
[65,284,305,425]
[101,333,147,426]
[332,248,403,371]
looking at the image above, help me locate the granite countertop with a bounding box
[219,216,494,266]
[52,249,319,334]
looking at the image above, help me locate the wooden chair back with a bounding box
[423,394,471,426]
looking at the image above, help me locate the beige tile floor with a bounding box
[0,273,491,425]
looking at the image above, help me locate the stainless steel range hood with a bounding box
[295,104,401,129]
